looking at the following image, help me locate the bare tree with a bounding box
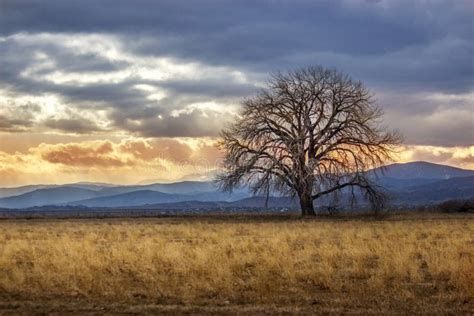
[216,66,401,216]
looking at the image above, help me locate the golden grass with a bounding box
[0,214,473,313]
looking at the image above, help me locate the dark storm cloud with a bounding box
[0,102,40,132]
[0,34,126,82]
[1,0,472,91]
[0,0,472,144]
[43,118,103,134]
[110,108,232,138]
[160,80,259,98]
[0,115,33,132]
[379,89,474,147]
[55,82,147,108]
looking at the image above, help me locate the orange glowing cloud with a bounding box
[0,138,223,187]
[39,141,129,167]
[397,145,474,170]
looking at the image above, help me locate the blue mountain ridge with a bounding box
[0,161,472,209]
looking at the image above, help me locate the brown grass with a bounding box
[0,213,473,314]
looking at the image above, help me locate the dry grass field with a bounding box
[0,213,473,315]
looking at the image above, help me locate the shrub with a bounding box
[437,198,474,213]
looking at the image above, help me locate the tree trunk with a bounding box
[299,191,315,216]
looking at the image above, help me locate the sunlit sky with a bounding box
[0,0,473,187]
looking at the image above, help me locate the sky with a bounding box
[0,0,473,187]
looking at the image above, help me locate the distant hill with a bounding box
[371,161,474,180]
[69,188,251,208]
[142,181,218,194]
[137,169,219,184]
[0,181,250,209]
[393,175,474,205]
[69,190,190,208]
[67,182,118,191]
[0,184,58,199]
[89,181,219,197]
[0,182,117,199]
[0,187,102,209]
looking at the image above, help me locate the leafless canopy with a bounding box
[217,66,401,215]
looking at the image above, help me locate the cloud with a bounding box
[111,106,236,138]
[398,145,474,170]
[0,101,40,132]
[0,32,254,138]
[380,91,474,147]
[43,118,104,134]
[1,28,471,144]
[38,141,129,167]
[117,139,192,163]
[1,1,471,89]
[0,115,33,132]
[0,138,223,186]
[35,138,222,169]
[0,0,472,187]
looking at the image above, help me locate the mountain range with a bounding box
[0,161,472,210]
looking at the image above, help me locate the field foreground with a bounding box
[0,213,473,315]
